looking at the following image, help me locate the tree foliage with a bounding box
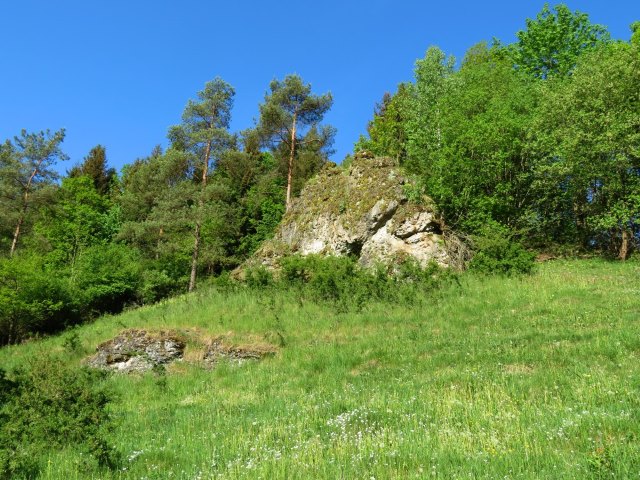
[531,38,640,258]
[356,5,637,260]
[168,78,236,290]
[0,129,68,256]
[509,3,609,78]
[68,145,116,195]
[355,84,410,163]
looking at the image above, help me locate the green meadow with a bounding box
[1,258,639,479]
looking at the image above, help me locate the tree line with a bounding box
[0,75,334,345]
[356,4,639,260]
[1,4,637,345]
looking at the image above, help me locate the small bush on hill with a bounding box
[0,255,79,345]
[244,265,274,288]
[281,255,360,302]
[0,356,119,479]
[73,243,142,315]
[272,255,454,310]
[469,225,536,275]
[139,268,180,304]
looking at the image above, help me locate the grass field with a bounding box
[1,259,639,479]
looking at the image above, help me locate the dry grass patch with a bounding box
[502,363,535,375]
[201,333,279,366]
[349,359,382,376]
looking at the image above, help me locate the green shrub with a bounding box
[73,243,143,314]
[244,265,274,288]
[139,268,179,304]
[276,254,454,310]
[61,329,83,353]
[208,271,237,291]
[0,255,78,345]
[281,255,358,302]
[0,246,151,345]
[0,356,119,479]
[469,226,536,275]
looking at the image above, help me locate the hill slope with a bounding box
[1,259,639,479]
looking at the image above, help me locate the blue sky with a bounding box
[1,1,637,173]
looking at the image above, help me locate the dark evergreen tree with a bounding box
[68,145,116,195]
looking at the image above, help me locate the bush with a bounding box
[244,265,274,288]
[0,255,78,345]
[0,356,119,478]
[274,254,454,310]
[469,226,536,275]
[281,255,359,302]
[139,268,180,304]
[0,245,149,345]
[73,243,143,315]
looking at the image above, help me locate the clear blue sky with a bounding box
[1,1,637,173]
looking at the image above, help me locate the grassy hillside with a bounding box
[1,259,639,479]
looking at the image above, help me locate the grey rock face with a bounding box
[252,156,451,269]
[86,329,185,373]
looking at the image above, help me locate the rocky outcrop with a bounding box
[86,330,279,373]
[203,338,277,366]
[251,156,452,269]
[85,329,185,373]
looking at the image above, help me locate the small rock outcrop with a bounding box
[86,329,185,373]
[203,339,277,366]
[251,156,452,269]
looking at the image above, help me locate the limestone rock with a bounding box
[86,329,185,373]
[251,156,452,269]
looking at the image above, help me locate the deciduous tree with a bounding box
[510,3,609,79]
[404,46,455,175]
[531,33,640,258]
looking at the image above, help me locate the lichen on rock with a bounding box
[250,156,453,269]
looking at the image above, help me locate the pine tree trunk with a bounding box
[201,141,212,184]
[619,227,630,261]
[286,114,297,212]
[156,227,164,260]
[188,140,213,292]
[10,164,40,256]
[9,214,24,257]
[188,222,201,292]
[7,318,14,345]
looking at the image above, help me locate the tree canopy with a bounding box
[509,3,610,78]
[257,74,334,210]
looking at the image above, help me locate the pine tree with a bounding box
[168,78,235,291]
[257,75,333,210]
[0,129,68,256]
